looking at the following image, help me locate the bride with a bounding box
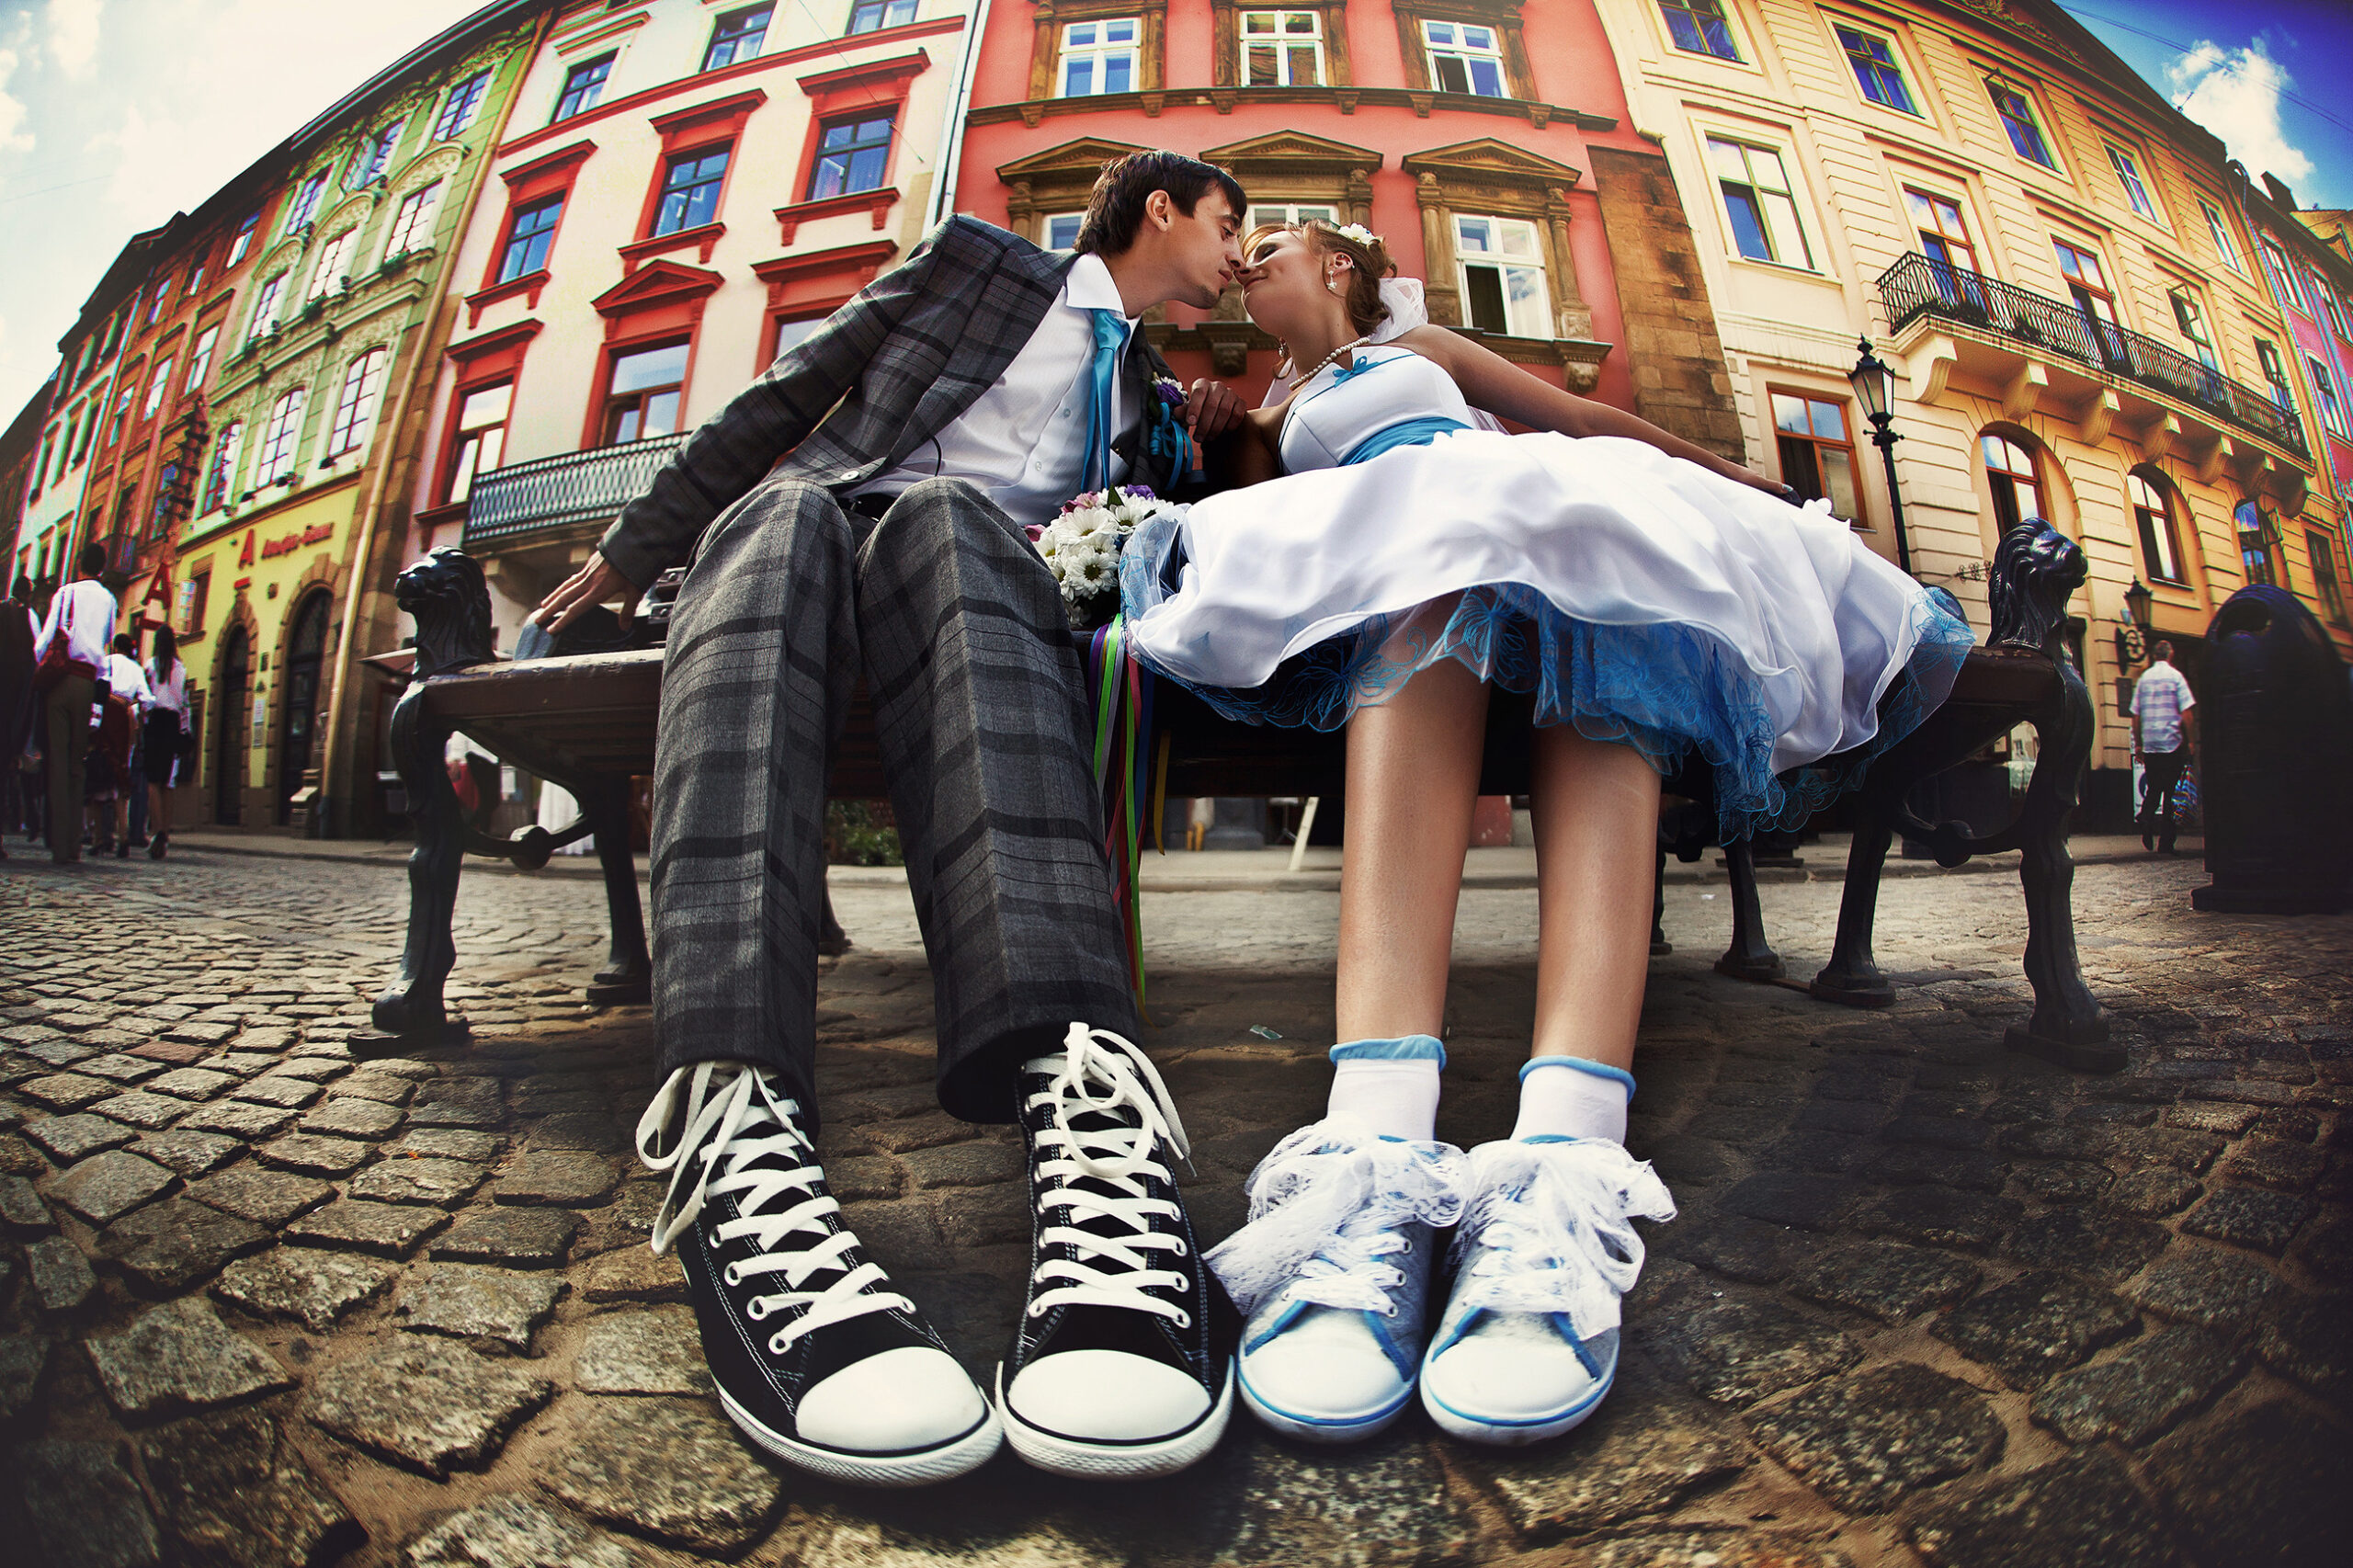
[1125,220,1972,1447]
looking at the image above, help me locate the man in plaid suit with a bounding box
[536,153,1248,1485]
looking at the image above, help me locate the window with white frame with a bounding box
[1988,80,2056,168]
[284,171,327,233]
[1045,211,1086,250]
[2201,199,2245,273]
[142,357,175,419]
[2108,145,2158,221]
[1423,19,1506,96]
[2311,356,2349,439]
[2169,289,2220,371]
[849,0,918,33]
[445,382,510,503]
[433,71,490,141]
[1709,137,1813,268]
[1659,0,1741,62]
[704,6,771,71]
[202,422,242,512]
[307,229,358,301]
[1245,201,1339,234]
[186,325,219,392]
[326,347,390,457]
[256,387,306,482]
[2260,237,2306,312]
[1453,215,1550,338]
[348,119,404,188]
[147,281,171,324]
[227,212,257,267]
[1242,11,1324,86]
[2309,270,2348,340]
[386,183,441,256]
[1836,26,1915,113]
[246,274,285,343]
[185,265,204,297]
[2129,472,2184,584]
[1058,18,1139,97]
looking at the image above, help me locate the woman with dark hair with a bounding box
[143,625,188,858]
[0,575,36,860]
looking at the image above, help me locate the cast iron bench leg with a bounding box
[583,777,652,1006]
[1812,811,1897,1006]
[1714,838,1786,981]
[372,687,461,1034]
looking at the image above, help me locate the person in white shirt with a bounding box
[93,632,149,856]
[2131,639,2197,854]
[29,544,116,864]
[142,625,188,858]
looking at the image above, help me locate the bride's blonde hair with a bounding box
[1244,218,1394,338]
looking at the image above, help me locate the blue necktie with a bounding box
[1082,308,1127,494]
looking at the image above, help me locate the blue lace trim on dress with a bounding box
[1343,417,1471,466]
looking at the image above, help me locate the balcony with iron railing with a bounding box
[1877,253,2310,477]
[460,434,688,551]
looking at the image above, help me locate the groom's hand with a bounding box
[1183,379,1245,442]
[534,551,642,635]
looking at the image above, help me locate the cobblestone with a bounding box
[494,1150,620,1207]
[13,1437,164,1568]
[575,1305,710,1393]
[1932,1271,2138,1388]
[435,1206,581,1268]
[1904,1449,2185,1568]
[137,1408,361,1568]
[27,1232,98,1312]
[44,1149,176,1223]
[95,1197,271,1295]
[187,1166,333,1226]
[537,1397,782,1553]
[26,1111,137,1162]
[394,1262,566,1348]
[284,1198,450,1258]
[83,1296,292,1418]
[214,1247,397,1331]
[1746,1363,2005,1513]
[306,1337,551,1475]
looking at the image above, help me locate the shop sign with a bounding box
[260,521,335,560]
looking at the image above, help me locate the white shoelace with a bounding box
[1204,1118,1469,1318]
[1022,1023,1195,1327]
[1449,1140,1677,1340]
[636,1062,914,1356]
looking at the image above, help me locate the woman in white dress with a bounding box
[1126,222,1972,1449]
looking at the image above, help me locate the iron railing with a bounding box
[1877,253,2308,460]
[460,434,688,549]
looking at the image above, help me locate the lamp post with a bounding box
[1848,336,1914,576]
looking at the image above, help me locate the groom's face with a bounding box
[1158,187,1245,310]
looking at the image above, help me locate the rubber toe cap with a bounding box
[797,1346,988,1453]
[1242,1312,1407,1423]
[1425,1333,1600,1424]
[1007,1349,1211,1441]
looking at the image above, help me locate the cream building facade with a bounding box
[1594,0,2334,814]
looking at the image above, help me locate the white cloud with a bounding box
[2167,37,2314,189]
[0,44,33,154]
[46,0,100,81]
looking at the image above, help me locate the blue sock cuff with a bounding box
[1520,1055,1636,1096]
[1329,1034,1447,1068]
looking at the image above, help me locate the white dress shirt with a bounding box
[859,251,1137,526]
[147,658,188,717]
[104,653,153,711]
[32,580,117,672]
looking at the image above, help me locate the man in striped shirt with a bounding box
[2132,639,2196,854]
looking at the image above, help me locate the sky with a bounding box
[1,2,2350,423]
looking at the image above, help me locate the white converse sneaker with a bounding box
[1207,1119,1468,1443]
[1419,1137,1675,1446]
[638,1062,1001,1486]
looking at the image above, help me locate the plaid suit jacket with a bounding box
[597,216,1185,588]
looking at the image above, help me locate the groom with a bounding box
[535,152,1248,1483]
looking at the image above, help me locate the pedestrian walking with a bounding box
[102,634,153,857]
[0,575,37,862]
[2132,639,2196,854]
[142,626,188,858]
[91,634,146,858]
[29,545,115,864]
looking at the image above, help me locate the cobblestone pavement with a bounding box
[2,844,2348,1568]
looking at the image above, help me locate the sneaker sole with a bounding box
[718,1386,1004,1487]
[1237,1361,1414,1445]
[996,1359,1234,1479]
[1419,1368,1611,1447]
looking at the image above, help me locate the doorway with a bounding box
[214,623,249,825]
[277,591,332,825]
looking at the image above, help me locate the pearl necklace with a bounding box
[1297,333,1372,386]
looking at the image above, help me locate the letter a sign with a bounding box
[237,528,257,568]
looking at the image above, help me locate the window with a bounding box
[1837,27,1914,112]
[386,182,441,256]
[256,388,306,482]
[321,348,386,459]
[29,435,51,500]
[148,460,178,539]
[71,403,95,465]
[654,147,731,235]
[2169,289,2219,372]
[1423,20,1506,96]
[2236,501,2275,586]
[181,571,209,636]
[2108,146,2156,220]
[1905,187,1977,288]
[445,382,511,503]
[227,212,258,267]
[498,195,563,282]
[51,416,74,484]
[187,325,219,392]
[108,381,130,447]
[2130,472,2184,584]
[2310,529,2347,620]
[308,229,359,301]
[434,71,490,142]
[2053,240,2120,352]
[246,273,286,343]
[349,119,404,187]
[142,358,175,420]
[807,112,894,200]
[147,281,172,324]
[849,0,917,32]
[1989,80,2054,167]
[2311,357,2348,439]
[1454,215,1550,338]
[1243,12,1324,86]
[1245,201,1338,233]
[600,341,689,444]
[2200,199,2245,274]
[705,6,771,70]
[554,55,614,122]
[1710,138,1813,268]
[1045,210,1086,250]
[187,266,206,299]
[2260,238,2305,313]
[2311,273,2349,340]
[2256,338,2292,411]
[1771,392,1862,525]
[1660,0,1741,62]
[772,314,827,358]
[284,171,327,233]
[202,423,242,512]
[1981,433,2044,530]
[1058,18,1138,97]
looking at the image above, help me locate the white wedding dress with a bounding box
[1121,345,1974,835]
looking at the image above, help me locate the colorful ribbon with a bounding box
[1086,615,1159,1008]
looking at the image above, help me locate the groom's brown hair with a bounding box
[1074,151,1245,256]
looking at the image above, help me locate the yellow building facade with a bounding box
[1593,0,2336,815]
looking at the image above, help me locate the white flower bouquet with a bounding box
[1029,484,1181,630]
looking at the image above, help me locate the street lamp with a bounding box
[1848,336,1915,577]
[2115,574,2155,680]
[2124,576,2154,634]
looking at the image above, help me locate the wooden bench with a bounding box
[362,518,2116,1073]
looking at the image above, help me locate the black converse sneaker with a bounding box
[999,1024,1237,1478]
[637,1062,1002,1485]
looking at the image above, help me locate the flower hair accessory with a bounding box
[1335,222,1381,248]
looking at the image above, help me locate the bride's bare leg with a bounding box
[1529,728,1663,1073]
[1335,657,1488,1041]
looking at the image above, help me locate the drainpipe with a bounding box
[928,0,993,227]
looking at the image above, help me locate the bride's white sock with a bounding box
[1512,1055,1634,1144]
[1325,1035,1445,1142]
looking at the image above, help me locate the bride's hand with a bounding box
[1183,379,1245,441]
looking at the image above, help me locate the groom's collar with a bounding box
[1063,250,1141,330]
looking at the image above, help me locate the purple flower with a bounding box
[1154,376,1187,407]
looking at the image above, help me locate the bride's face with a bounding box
[1240,230,1344,338]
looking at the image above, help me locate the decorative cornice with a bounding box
[971,85,1612,132]
[797,51,929,99]
[774,188,901,244]
[499,140,596,190]
[620,222,726,271]
[463,270,549,329]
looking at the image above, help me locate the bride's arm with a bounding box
[1394,325,1796,499]
[1222,403,1285,487]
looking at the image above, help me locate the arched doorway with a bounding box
[214,624,249,825]
[277,590,332,826]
